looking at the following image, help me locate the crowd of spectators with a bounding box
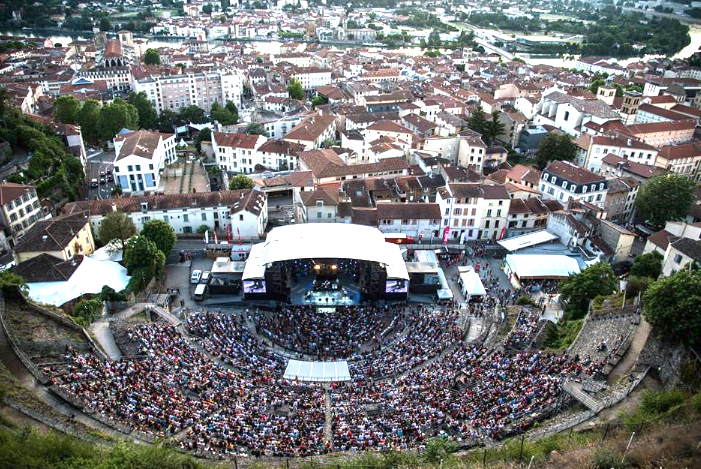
[252,305,401,359]
[503,307,541,349]
[44,303,598,457]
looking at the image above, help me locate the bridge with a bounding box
[474,38,515,61]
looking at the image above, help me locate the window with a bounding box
[487,209,492,217]
[484,220,490,228]
[317,212,322,219]
[327,213,332,218]
[183,214,189,222]
[163,216,169,222]
[674,253,683,264]
[183,226,192,233]
[562,181,567,189]
[127,165,133,172]
[201,213,207,221]
[239,214,244,221]
[316,201,324,207]
[135,165,141,171]
[453,208,461,216]
[149,164,154,170]
[564,111,570,121]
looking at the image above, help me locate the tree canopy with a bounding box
[229,174,254,190]
[536,133,578,169]
[141,219,177,257]
[643,270,701,345]
[210,101,238,125]
[178,105,207,124]
[560,262,618,319]
[245,122,267,136]
[98,211,137,249]
[76,99,102,144]
[194,127,212,153]
[144,48,161,65]
[287,78,305,100]
[128,91,157,130]
[98,98,139,141]
[635,174,696,230]
[124,235,165,292]
[53,95,81,125]
[630,251,663,279]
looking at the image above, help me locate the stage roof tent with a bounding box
[243,224,409,280]
[284,359,351,382]
[505,254,581,280]
[497,230,559,252]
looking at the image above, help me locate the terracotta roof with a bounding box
[116,130,162,161]
[104,39,122,58]
[601,153,667,179]
[628,119,696,134]
[647,229,673,250]
[376,203,440,220]
[299,149,409,179]
[63,190,264,217]
[366,119,414,135]
[0,183,35,206]
[214,131,261,149]
[258,139,305,155]
[284,114,335,142]
[658,142,701,161]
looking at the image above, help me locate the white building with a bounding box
[212,131,267,174]
[113,131,176,193]
[534,90,622,136]
[539,160,609,208]
[64,190,268,238]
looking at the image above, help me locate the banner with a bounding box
[204,230,209,245]
[442,226,450,245]
[498,226,507,241]
[237,227,242,245]
[213,230,218,245]
[226,225,231,243]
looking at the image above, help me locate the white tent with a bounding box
[459,268,486,300]
[504,254,580,280]
[284,359,351,382]
[497,230,559,252]
[26,256,131,306]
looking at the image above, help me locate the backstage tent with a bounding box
[26,256,130,306]
[497,230,559,252]
[504,254,580,281]
[458,268,486,300]
[284,359,351,382]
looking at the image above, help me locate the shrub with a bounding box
[515,295,536,306]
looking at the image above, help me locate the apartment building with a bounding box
[436,183,511,241]
[283,113,337,149]
[13,211,95,263]
[457,135,487,173]
[655,142,701,179]
[132,69,245,114]
[539,160,609,208]
[212,132,267,174]
[0,183,45,248]
[576,133,659,172]
[285,67,333,91]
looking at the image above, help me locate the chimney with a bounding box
[111,203,117,212]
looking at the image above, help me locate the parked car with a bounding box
[190,270,202,284]
[90,178,98,188]
[107,173,114,182]
[200,271,211,284]
[99,177,106,185]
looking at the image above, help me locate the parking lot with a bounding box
[86,149,116,199]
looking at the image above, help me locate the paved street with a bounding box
[86,149,116,200]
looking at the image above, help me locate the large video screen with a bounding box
[243,279,266,294]
[385,279,408,293]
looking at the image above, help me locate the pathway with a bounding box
[89,318,122,360]
[607,318,652,385]
[324,391,333,446]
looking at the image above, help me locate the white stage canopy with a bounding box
[243,224,409,280]
[504,254,581,280]
[497,230,559,252]
[284,359,351,382]
[26,256,131,306]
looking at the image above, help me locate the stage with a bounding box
[289,274,361,306]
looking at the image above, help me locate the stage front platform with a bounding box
[289,274,360,306]
[284,359,351,382]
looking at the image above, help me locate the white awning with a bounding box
[497,230,559,252]
[284,359,351,382]
[504,254,580,280]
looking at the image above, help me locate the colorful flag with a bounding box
[213,230,218,244]
[237,227,242,245]
[226,225,231,243]
[442,226,450,245]
[204,230,209,245]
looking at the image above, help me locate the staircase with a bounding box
[562,380,605,413]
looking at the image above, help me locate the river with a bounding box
[3,21,701,67]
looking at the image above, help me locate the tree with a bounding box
[0,270,27,298]
[467,105,488,135]
[643,270,701,345]
[157,109,178,133]
[560,262,618,319]
[141,219,177,256]
[630,251,663,279]
[210,101,238,125]
[144,48,161,65]
[536,133,578,169]
[635,174,696,229]
[589,78,606,95]
[427,29,442,48]
[123,235,166,291]
[128,91,157,130]
[287,78,305,100]
[98,210,137,249]
[245,122,267,136]
[98,98,139,141]
[178,105,207,124]
[421,438,458,464]
[311,95,328,108]
[194,127,211,153]
[53,95,81,124]
[197,224,210,234]
[203,3,213,14]
[72,298,104,326]
[482,110,506,146]
[221,0,230,9]
[229,174,254,190]
[76,99,101,144]
[99,17,111,31]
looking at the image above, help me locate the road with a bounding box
[86,149,116,200]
